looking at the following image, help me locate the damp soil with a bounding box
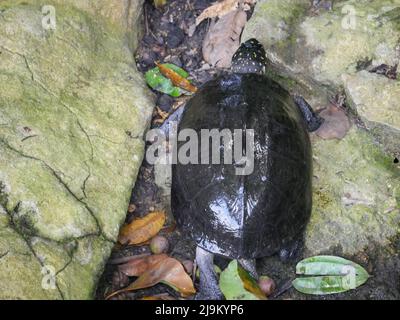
[96,0,400,300]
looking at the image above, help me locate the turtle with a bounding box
[169,38,324,300]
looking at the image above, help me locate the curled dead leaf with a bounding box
[118,211,166,245]
[195,0,255,26]
[119,254,169,277]
[202,9,247,68]
[195,0,239,26]
[108,257,196,299]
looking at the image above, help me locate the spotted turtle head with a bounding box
[231,38,267,75]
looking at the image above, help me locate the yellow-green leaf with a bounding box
[219,260,266,300]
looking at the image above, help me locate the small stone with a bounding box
[150,235,169,254]
[258,276,276,297]
[157,94,175,112]
[128,203,136,213]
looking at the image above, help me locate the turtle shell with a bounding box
[171,73,312,259]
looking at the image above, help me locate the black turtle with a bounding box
[170,39,323,299]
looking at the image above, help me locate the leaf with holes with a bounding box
[293,255,370,295]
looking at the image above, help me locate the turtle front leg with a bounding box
[159,105,185,136]
[293,95,324,132]
[239,259,258,280]
[195,246,224,300]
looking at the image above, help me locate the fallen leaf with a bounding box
[202,8,247,68]
[145,63,193,97]
[195,0,239,27]
[119,254,169,276]
[238,265,266,299]
[293,255,370,295]
[156,62,197,93]
[109,253,150,265]
[118,211,166,245]
[189,0,255,36]
[219,260,266,300]
[315,104,351,140]
[108,257,196,298]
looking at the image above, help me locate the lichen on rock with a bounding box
[308,128,400,255]
[0,0,153,299]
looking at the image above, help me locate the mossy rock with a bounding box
[306,128,400,255]
[0,0,153,299]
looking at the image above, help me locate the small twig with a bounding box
[144,4,149,35]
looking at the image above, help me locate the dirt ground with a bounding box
[96,0,400,300]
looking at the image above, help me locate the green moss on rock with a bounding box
[0,0,152,299]
[306,128,400,255]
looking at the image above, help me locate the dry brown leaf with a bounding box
[108,257,196,298]
[195,0,239,26]
[189,0,254,36]
[315,104,351,140]
[119,254,169,276]
[118,211,166,245]
[202,9,247,68]
[195,0,255,26]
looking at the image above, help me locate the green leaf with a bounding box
[293,255,370,295]
[219,260,266,300]
[144,64,190,97]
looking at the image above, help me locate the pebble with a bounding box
[157,94,175,112]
